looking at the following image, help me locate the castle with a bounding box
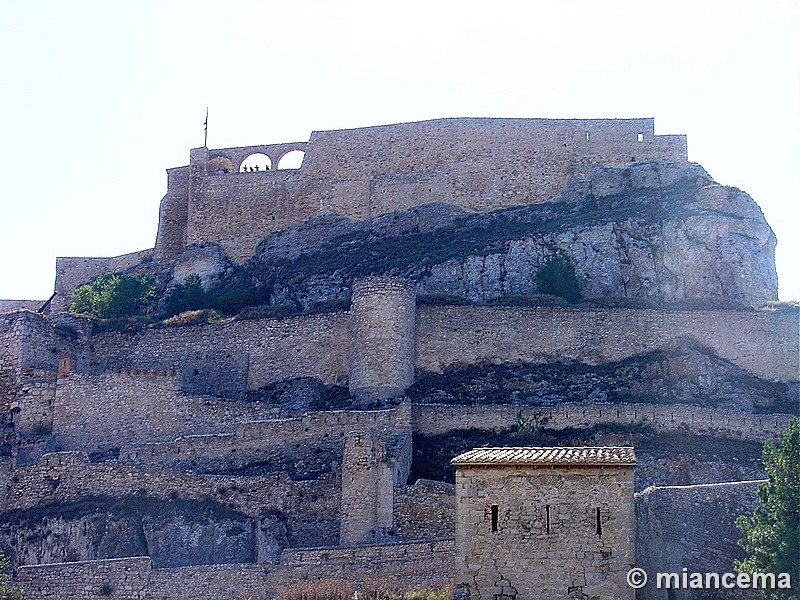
[0,118,796,599]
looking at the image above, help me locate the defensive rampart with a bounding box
[81,310,350,394]
[52,370,283,452]
[635,481,765,600]
[416,305,799,383]
[52,249,154,312]
[156,117,687,261]
[3,451,341,552]
[17,539,454,600]
[118,404,413,474]
[0,300,46,314]
[412,403,792,442]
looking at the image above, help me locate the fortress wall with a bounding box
[635,481,763,600]
[0,312,59,429]
[0,300,45,313]
[154,166,190,260]
[394,479,455,541]
[3,451,341,549]
[82,311,350,393]
[17,556,152,600]
[186,169,320,261]
[119,405,413,472]
[416,306,799,383]
[308,118,687,216]
[53,249,155,312]
[172,118,687,263]
[0,314,24,412]
[412,403,792,442]
[14,370,56,435]
[18,541,454,600]
[52,371,285,452]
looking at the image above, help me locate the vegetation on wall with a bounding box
[0,550,24,600]
[161,275,262,318]
[69,272,156,319]
[534,256,581,303]
[735,418,799,599]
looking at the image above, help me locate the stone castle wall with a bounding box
[3,451,341,552]
[416,305,799,383]
[635,480,765,600]
[0,312,61,424]
[72,304,798,402]
[393,479,455,541]
[52,249,154,312]
[413,403,792,442]
[155,118,687,262]
[81,310,351,394]
[51,370,282,453]
[0,300,46,314]
[119,404,412,475]
[17,539,454,600]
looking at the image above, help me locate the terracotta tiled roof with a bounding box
[450,446,636,467]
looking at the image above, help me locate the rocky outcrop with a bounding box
[407,343,798,414]
[0,497,270,569]
[237,162,776,308]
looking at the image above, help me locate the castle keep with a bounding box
[0,118,796,600]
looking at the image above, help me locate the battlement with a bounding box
[155,117,688,262]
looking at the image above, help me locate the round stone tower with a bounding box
[348,277,416,402]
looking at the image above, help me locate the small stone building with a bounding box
[452,446,636,600]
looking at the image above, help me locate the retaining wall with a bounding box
[412,402,792,441]
[634,480,765,600]
[416,305,799,383]
[177,118,686,261]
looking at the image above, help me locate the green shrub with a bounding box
[534,256,581,303]
[161,274,208,318]
[211,287,262,315]
[0,550,24,600]
[69,272,156,318]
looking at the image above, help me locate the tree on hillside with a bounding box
[735,418,799,599]
[69,272,156,319]
[0,550,24,600]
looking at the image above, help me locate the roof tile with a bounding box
[451,446,636,467]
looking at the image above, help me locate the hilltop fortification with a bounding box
[0,118,796,600]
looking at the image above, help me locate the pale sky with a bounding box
[1,0,798,301]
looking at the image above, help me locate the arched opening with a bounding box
[277,150,305,170]
[240,153,272,172]
[208,156,234,175]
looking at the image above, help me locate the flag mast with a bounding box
[203,107,209,147]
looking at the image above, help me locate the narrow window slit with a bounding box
[545,504,551,534]
[491,505,499,532]
[596,507,602,536]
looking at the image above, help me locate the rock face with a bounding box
[407,343,798,414]
[238,162,777,308]
[1,497,265,569]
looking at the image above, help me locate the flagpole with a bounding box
[204,107,209,147]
